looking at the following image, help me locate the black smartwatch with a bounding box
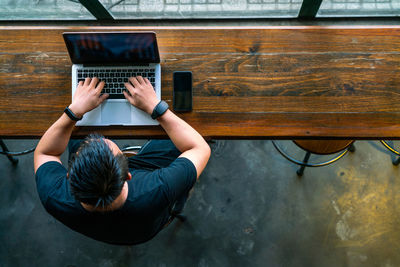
[64,106,82,121]
[151,100,169,120]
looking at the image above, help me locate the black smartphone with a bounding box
[173,71,193,112]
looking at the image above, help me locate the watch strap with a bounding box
[151,100,169,120]
[64,106,82,121]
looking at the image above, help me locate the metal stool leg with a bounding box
[348,143,356,153]
[172,213,187,222]
[297,151,311,177]
[0,139,18,165]
[380,140,400,165]
[393,156,400,166]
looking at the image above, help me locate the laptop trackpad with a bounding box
[101,102,131,125]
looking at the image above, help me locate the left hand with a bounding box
[69,77,108,117]
[123,76,159,115]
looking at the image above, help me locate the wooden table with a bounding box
[1,26,400,139]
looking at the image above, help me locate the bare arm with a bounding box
[33,113,76,173]
[124,76,211,178]
[34,78,108,173]
[158,109,211,178]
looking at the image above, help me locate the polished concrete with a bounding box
[1,139,400,267]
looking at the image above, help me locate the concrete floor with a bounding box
[1,139,400,267]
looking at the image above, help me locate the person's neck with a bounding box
[81,182,128,212]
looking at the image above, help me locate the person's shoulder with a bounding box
[126,168,161,191]
[35,161,68,205]
[169,157,197,177]
[35,161,67,186]
[36,161,66,176]
[126,158,196,199]
[156,157,197,197]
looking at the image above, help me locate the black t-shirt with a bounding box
[35,157,196,245]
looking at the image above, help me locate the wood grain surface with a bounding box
[1,26,400,139]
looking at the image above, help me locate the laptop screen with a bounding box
[63,32,160,64]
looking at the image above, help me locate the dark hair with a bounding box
[69,133,129,208]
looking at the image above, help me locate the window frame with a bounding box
[0,0,398,22]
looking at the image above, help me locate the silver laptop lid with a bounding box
[63,32,160,65]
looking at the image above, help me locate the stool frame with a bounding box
[272,140,355,176]
[380,140,400,165]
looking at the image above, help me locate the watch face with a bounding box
[65,107,81,121]
[152,101,169,119]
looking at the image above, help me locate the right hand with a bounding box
[69,77,108,118]
[124,76,159,115]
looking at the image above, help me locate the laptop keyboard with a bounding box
[77,68,156,99]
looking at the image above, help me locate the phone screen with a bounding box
[173,71,192,112]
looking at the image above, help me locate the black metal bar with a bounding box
[348,143,356,153]
[381,140,400,156]
[175,214,187,222]
[1,17,400,25]
[271,141,350,168]
[0,139,18,165]
[78,0,114,20]
[298,0,324,19]
[379,140,400,165]
[297,151,311,177]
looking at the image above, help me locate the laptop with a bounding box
[63,32,161,126]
